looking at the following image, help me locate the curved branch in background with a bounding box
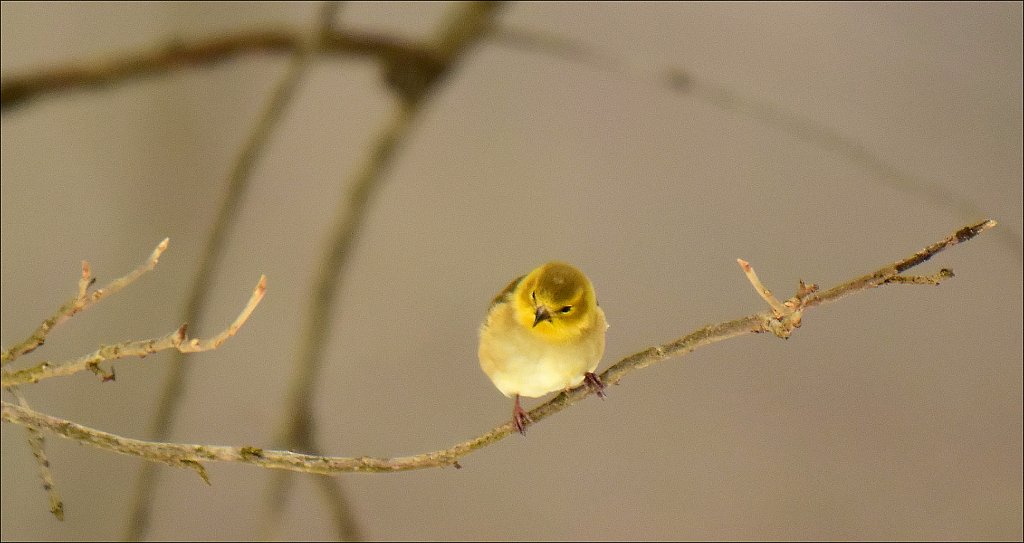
[1,220,997,476]
[489,25,1023,261]
[260,2,504,539]
[124,4,341,540]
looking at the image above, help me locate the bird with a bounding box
[478,261,608,435]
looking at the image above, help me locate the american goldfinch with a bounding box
[478,262,608,435]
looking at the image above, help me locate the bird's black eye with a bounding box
[531,291,536,302]
[559,306,572,314]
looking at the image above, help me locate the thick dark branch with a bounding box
[1,27,442,111]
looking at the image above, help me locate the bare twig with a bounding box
[0,239,265,522]
[736,259,817,339]
[737,258,789,317]
[178,275,267,353]
[803,220,994,308]
[1,276,265,388]
[1,238,169,366]
[883,269,954,285]
[9,388,63,521]
[1,220,996,476]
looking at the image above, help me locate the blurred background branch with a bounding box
[122,2,344,539]
[260,3,501,540]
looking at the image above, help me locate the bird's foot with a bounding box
[513,395,533,435]
[584,372,606,399]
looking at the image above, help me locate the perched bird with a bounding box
[478,261,608,434]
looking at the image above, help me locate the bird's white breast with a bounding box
[478,303,605,398]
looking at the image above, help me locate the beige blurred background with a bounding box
[2,1,1021,540]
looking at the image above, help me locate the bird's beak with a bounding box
[533,306,552,327]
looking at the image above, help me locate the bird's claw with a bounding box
[584,372,606,399]
[513,395,533,435]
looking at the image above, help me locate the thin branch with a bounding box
[883,269,954,285]
[804,220,994,308]
[9,388,63,521]
[125,4,335,540]
[3,328,184,387]
[1,238,169,366]
[1,220,996,475]
[737,258,789,317]
[178,275,267,353]
[736,259,818,340]
[23,419,63,521]
[1,275,266,388]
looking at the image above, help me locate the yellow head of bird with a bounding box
[513,262,598,340]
